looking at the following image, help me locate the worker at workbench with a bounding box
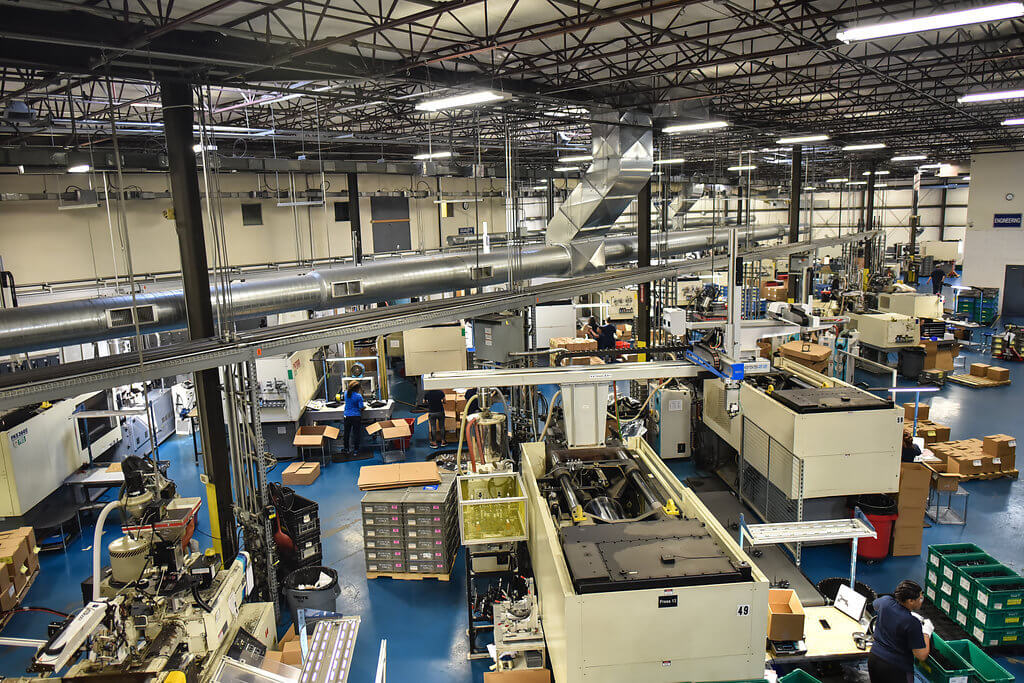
[901,433,922,463]
[869,580,933,683]
[343,380,365,456]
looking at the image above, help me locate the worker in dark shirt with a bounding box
[597,319,618,350]
[901,433,922,463]
[869,580,932,683]
[926,264,957,296]
[423,388,447,449]
[342,380,365,455]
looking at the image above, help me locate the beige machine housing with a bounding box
[847,312,920,348]
[877,292,943,319]
[601,288,637,321]
[522,438,769,683]
[403,324,467,375]
[703,377,902,498]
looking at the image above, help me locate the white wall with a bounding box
[0,171,508,284]
[963,151,1024,288]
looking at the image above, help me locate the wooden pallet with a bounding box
[0,568,40,631]
[947,374,1012,388]
[366,570,451,581]
[945,469,1019,482]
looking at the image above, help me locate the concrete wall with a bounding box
[963,151,1024,289]
[0,171,508,284]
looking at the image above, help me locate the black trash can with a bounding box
[282,566,340,624]
[898,347,926,380]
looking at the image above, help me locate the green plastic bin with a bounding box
[945,553,999,583]
[968,623,1024,648]
[945,639,1014,683]
[958,564,1016,594]
[916,635,973,683]
[969,603,1024,630]
[778,671,821,683]
[974,576,1024,611]
[929,543,985,573]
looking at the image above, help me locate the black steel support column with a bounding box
[436,177,444,249]
[788,145,802,243]
[637,179,652,346]
[909,173,921,253]
[348,172,363,264]
[864,162,878,270]
[160,79,237,562]
[546,178,555,220]
[939,187,948,241]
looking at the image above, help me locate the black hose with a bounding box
[191,580,213,613]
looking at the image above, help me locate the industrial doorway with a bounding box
[1003,265,1024,318]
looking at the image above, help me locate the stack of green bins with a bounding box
[967,576,1024,647]
[778,671,821,683]
[946,639,1015,683]
[925,544,994,619]
[915,634,973,683]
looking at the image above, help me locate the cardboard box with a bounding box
[280,640,303,667]
[292,425,339,447]
[366,419,412,440]
[483,670,552,683]
[779,341,831,373]
[903,403,929,421]
[898,463,930,512]
[106,462,122,473]
[0,581,17,611]
[891,519,924,556]
[358,462,441,490]
[946,455,986,476]
[281,462,320,486]
[987,366,1010,382]
[970,363,991,377]
[909,421,951,445]
[767,588,805,641]
[761,280,789,302]
[983,435,1016,470]
[924,462,960,492]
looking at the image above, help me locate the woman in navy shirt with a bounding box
[343,380,365,455]
[869,580,932,682]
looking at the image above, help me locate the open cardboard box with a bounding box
[293,424,339,447]
[366,419,412,439]
[767,588,805,642]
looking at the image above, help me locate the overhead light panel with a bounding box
[846,180,868,185]
[862,170,891,175]
[958,88,1024,103]
[192,143,218,153]
[727,165,757,171]
[875,183,889,188]
[843,143,886,150]
[415,90,504,111]
[891,154,928,161]
[413,150,454,160]
[663,121,730,133]
[836,2,1024,43]
[67,163,91,173]
[557,154,593,163]
[825,178,850,183]
[963,175,972,181]
[776,134,830,144]
[653,157,687,164]
[553,166,578,172]
[919,163,943,169]
[1001,117,1024,125]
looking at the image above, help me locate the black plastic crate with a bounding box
[277,493,319,538]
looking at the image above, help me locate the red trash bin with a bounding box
[852,494,898,560]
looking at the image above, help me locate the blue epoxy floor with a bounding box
[3,330,1024,680]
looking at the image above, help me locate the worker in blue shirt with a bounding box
[343,380,365,456]
[869,580,932,683]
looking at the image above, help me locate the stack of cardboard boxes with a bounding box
[547,337,603,366]
[443,389,468,443]
[925,436,1017,481]
[779,341,832,373]
[893,463,931,556]
[0,527,38,609]
[968,363,1011,384]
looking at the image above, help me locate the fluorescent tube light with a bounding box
[415,90,504,111]
[843,143,886,150]
[67,164,91,173]
[837,3,1024,43]
[875,183,889,188]
[891,154,928,161]
[777,134,830,144]
[862,170,891,175]
[919,163,943,169]
[846,180,868,185]
[663,121,730,133]
[962,175,971,181]
[433,197,484,204]
[553,166,578,172]
[192,143,218,153]
[413,150,453,160]
[1001,117,1024,125]
[653,157,687,164]
[825,178,849,183]
[557,154,593,163]
[958,88,1024,103]
[727,165,757,171]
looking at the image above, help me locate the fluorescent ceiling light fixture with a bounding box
[415,90,503,111]
[958,88,1024,103]
[727,165,757,171]
[875,183,889,188]
[557,154,593,163]
[1001,117,1024,125]
[803,186,818,191]
[776,134,830,144]
[663,120,730,133]
[891,154,928,161]
[825,177,850,183]
[277,200,324,207]
[963,175,972,180]
[837,2,1024,43]
[553,166,578,172]
[843,143,886,150]
[862,170,891,175]
[433,197,484,204]
[129,102,161,108]
[67,163,91,173]
[919,163,943,169]
[846,180,868,185]
[192,143,218,153]
[531,185,548,190]
[653,157,687,164]
[413,150,453,160]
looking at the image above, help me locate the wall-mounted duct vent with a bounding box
[105,305,157,329]
[331,280,363,297]
[470,266,494,280]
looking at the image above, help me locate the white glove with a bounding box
[922,619,935,637]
